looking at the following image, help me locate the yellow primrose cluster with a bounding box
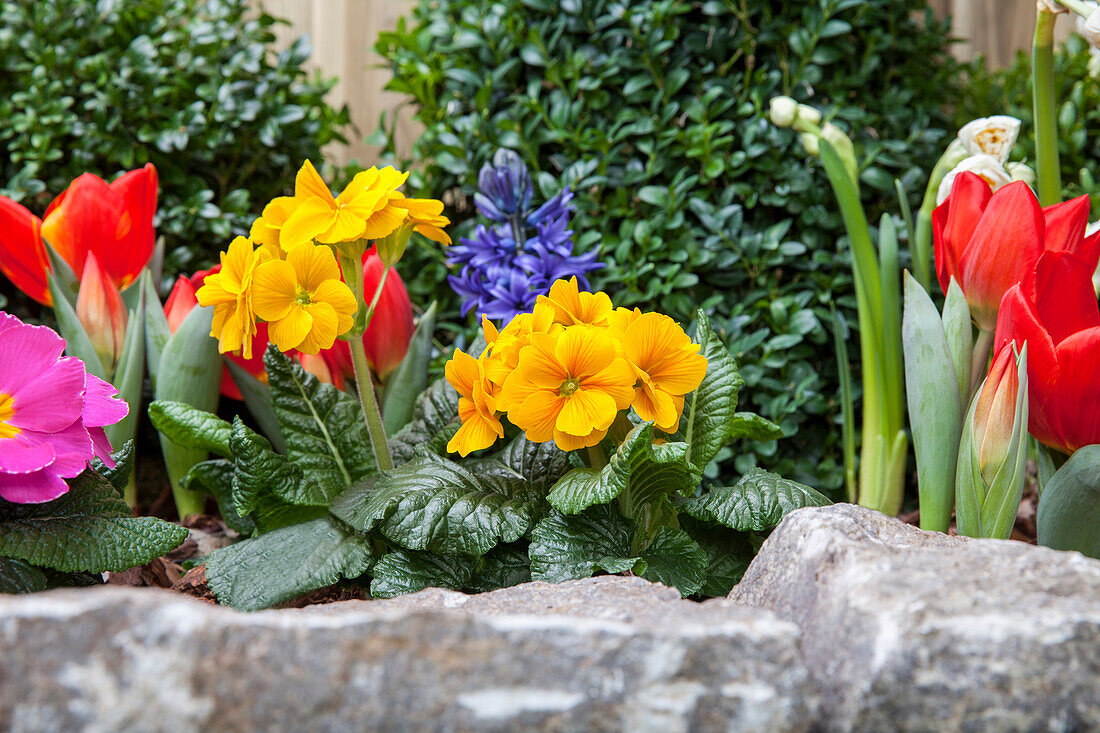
[197,160,449,356]
[445,277,708,456]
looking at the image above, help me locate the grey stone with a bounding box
[0,576,816,732]
[731,503,1100,732]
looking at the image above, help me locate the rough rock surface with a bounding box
[0,576,814,732]
[732,504,1100,732]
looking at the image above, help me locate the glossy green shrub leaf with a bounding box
[205,517,373,611]
[683,468,831,532]
[370,549,476,599]
[265,347,374,499]
[148,401,233,459]
[0,471,188,573]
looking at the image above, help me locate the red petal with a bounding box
[934,172,993,295]
[1031,251,1100,346]
[40,173,126,284]
[0,197,49,305]
[163,276,198,334]
[1052,327,1100,453]
[361,251,414,379]
[109,164,158,285]
[1042,194,1090,253]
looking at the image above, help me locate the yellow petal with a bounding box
[511,390,563,444]
[585,357,637,410]
[360,204,407,240]
[296,301,339,354]
[447,415,502,456]
[281,198,337,251]
[515,339,568,390]
[312,279,357,334]
[557,388,618,436]
[294,159,335,205]
[414,223,452,245]
[554,326,616,380]
[251,260,298,322]
[316,208,368,244]
[554,427,605,451]
[268,305,313,352]
[196,276,235,307]
[288,243,341,292]
[446,349,480,399]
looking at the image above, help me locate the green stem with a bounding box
[1033,9,1062,207]
[349,336,394,471]
[362,265,392,332]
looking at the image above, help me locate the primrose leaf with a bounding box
[369,549,477,599]
[331,453,545,556]
[265,347,375,496]
[636,527,708,597]
[148,400,233,459]
[0,557,49,594]
[0,471,188,573]
[727,412,784,441]
[675,310,748,468]
[681,516,756,597]
[387,374,461,465]
[491,434,572,492]
[204,516,373,611]
[683,468,831,532]
[230,417,327,507]
[547,423,700,515]
[528,505,635,583]
[91,440,135,492]
[466,543,532,593]
[181,459,255,536]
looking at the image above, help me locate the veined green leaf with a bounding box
[683,468,831,532]
[636,527,708,597]
[466,543,531,593]
[0,557,49,594]
[230,417,323,508]
[225,359,287,454]
[148,400,233,459]
[205,517,373,611]
[91,440,135,493]
[181,459,255,536]
[681,516,755,597]
[388,374,461,465]
[528,505,634,584]
[370,549,476,599]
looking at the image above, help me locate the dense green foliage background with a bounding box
[0,0,351,292]
[375,0,963,491]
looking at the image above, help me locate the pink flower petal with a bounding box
[0,433,56,474]
[0,469,70,503]
[22,421,95,478]
[10,356,86,432]
[88,426,116,468]
[0,311,23,336]
[0,321,66,396]
[82,373,129,428]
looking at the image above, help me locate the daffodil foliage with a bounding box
[150,314,828,610]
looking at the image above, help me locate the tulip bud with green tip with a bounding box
[76,252,128,377]
[955,342,1029,539]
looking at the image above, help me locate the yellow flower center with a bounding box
[0,392,19,440]
[560,376,581,397]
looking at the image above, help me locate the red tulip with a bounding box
[933,172,1100,331]
[76,252,128,372]
[994,249,1100,455]
[323,247,414,382]
[0,164,157,306]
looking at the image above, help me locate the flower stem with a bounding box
[362,265,391,332]
[1033,9,1062,207]
[349,335,393,471]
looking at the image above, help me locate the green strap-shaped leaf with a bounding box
[105,287,146,454]
[683,468,831,532]
[387,374,461,465]
[0,557,49,594]
[48,272,107,380]
[382,301,437,435]
[675,310,748,468]
[205,516,374,611]
[265,347,374,494]
[547,423,700,515]
[143,271,172,382]
[148,400,233,458]
[0,471,188,573]
[330,453,544,556]
[370,549,477,599]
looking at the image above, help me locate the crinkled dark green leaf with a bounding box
[369,549,476,599]
[466,543,531,593]
[683,468,831,532]
[333,453,544,556]
[230,417,324,507]
[181,459,255,536]
[547,423,700,515]
[0,471,188,573]
[265,347,374,497]
[635,527,708,597]
[492,434,572,492]
[388,374,461,465]
[528,505,635,584]
[205,517,373,611]
[91,440,135,493]
[148,400,233,458]
[681,516,755,597]
[0,557,48,594]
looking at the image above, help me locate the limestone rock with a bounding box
[731,504,1100,732]
[0,576,815,732]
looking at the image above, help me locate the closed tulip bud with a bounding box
[955,343,1029,539]
[76,252,128,375]
[769,96,799,128]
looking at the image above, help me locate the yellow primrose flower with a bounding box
[251,243,358,354]
[197,236,272,359]
[250,196,300,251]
[482,308,558,389]
[392,196,452,245]
[501,325,635,451]
[617,313,707,432]
[280,160,410,250]
[536,277,613,327]
[445,348,504,456]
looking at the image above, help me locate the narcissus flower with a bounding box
[252,243,357,354]
[445,349,504,456]
[501,326,635,450]
[197,236,274,359]
[0,312,128,503]
[612,311,708,432]
[0,164,157,305]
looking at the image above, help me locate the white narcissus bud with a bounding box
[769,96,798,128]
[936,154,1013,205]
[1082,9,1100,47]
[1006,162,1036,187]
[796,104,822,125]
[957,116,1021,163]
[1037,0,1068,13]
[800,133,820,156]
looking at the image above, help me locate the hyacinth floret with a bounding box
[447,149,603,322]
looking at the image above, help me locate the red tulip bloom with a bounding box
[995,250,1100,455]
[0,164,157,305]
[323,247,414,382]
[933,172,1100,331]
